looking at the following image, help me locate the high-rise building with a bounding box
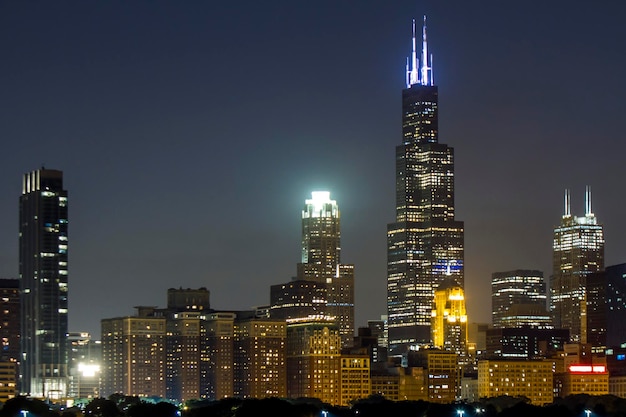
[100,307,166,398]
[431,278,467,354]
[295,191,355,347]
[286,317,341,404]
[491,270,550,329]
[164,287,210,402]
[166,311,203,402]
[67,332,101,399]
[586,263,626,350]
[551,188,604,343]
[485,327,569,359]
[203,312,235,400]
[233,312,287,399]
[387,17,464,354]
[19,168,69,398]
[269,279,327,320]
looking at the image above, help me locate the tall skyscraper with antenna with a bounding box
[387,17,464,354]
[551,187,604,343]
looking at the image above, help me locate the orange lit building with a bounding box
[431,279,467,354]
[478,359,554,405]
[339,354,370,406]
[556,364,609,397]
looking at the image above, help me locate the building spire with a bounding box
[406,15,433,87]
[420,15,433,86]
[406,19,419,87]
[564,188,571,217]
[585,185,593,216]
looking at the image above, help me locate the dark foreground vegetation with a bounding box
[2,393,626,417]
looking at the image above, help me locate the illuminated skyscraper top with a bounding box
[551,187,604,343]
[301,191,340,270]
[387,17,464,354]
[295,191,355,347]
[406,15,433,88]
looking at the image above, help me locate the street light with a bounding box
[457,410,464,417]
[584,409,591,417]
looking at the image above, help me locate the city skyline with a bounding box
[1,2,626,338]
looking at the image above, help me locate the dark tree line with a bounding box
[3,394,626,417]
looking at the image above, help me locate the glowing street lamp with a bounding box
[457,410,464,417]
[585,410,591,417]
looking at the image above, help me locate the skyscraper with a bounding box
[296,191,355,347]
[431,278,467,354]
[551,187,604,343]
[387,17,464,353]
[491,270,550,329]
[19,168,69,398]
[101,307,166,398]
[586,263,626,350]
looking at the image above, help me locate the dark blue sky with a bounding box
[1,1,625,337]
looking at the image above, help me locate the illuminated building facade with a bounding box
[431,279,467,354]
[165,287,210,402]
[426,350,460,403]
[0,278,20,389]
[371,367,427,401]
[19,168,69,398]
[0,362,17,402]
[233,313,287,399]
[492,270,550,329]
[556,364,609,397]
[0,279,19,401]
[297,191,355,347]
[387,17,464,354]
[269,279,327,320]
[485,327,569,359]
[100,307,166,398]
[478,359,554,405]
[286,318,341,405]
[551,188,604,343]
[402,349,461,403]
[203,312,235,399]
[339,354,371,406]
[166,311,203,402]
[67,332,101,399]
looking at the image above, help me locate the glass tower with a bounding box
[387,17,464,354]
[19,168,69,397]
[297,191,355,347]
[491,269,550,329]
[551,187,604,343]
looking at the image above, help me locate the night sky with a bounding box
[1,1,626,338]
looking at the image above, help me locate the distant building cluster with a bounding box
[2,15,626,409]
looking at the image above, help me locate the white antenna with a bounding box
[409,19,419,86]
[430,53,434,85]
[406,57,410,88]
[585,186,592,216]
[420,15,431,86]
[406,15,434,87]
[564,189,571,217]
